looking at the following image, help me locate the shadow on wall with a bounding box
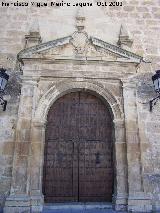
[3,70,21,103]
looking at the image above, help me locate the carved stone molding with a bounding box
[34,79,123,123]
[18,31,143,64]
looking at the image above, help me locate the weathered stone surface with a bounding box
[2,143,14,156]
[0,0,160,212]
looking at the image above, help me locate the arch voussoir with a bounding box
[34,80,123,123]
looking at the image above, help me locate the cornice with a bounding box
[91,37,143,63]
[18,36,72,60]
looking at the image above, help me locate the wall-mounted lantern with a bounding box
[0,68,9,111]
[150,70,160,111]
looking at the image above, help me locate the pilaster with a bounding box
[123,80,152,212]
[29,121,46,212]
[113,119,128,211]
[4,77,39,213]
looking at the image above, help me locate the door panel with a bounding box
[78,93,113,201]
[43,93,79,202]
[43,92,113,203]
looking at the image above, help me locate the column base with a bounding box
[30,194,44,213]
[4,194,44,213]
[128,193,152,212]
[112,193,127,211]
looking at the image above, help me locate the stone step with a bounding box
[43,202,112,210]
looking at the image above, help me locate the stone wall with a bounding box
[136,73,160,211]
[0,70,21,211]
[0,0,160,211]
[1,0,160,69]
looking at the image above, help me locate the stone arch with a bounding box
[30,79,127,211]
[34,79,123,124]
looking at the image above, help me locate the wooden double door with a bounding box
[43,92,113,203]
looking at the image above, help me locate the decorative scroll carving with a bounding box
[70,31,89,54]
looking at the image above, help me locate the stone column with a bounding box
[4,77,38,213]
[29,121,46,212]
[123,80,152,212]
[113,119,128,211]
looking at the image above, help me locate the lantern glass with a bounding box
[0,69,9,91]
[0,77,8,91]
[153,79,159,92]
[152,70,160,93]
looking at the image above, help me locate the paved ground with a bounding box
[43,210,126,213]
[42,208,126,213]
[43,211,125,213]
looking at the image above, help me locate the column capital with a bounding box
[32,119,47,128]
[113,119,125,128]
[121,78,137,89]
[20,76,39,86]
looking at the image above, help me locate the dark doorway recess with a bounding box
[43,91,114,203]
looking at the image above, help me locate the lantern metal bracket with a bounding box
[149,94,160,112]
[0,96,7,111]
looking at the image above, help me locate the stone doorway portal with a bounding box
[42,91,114,203]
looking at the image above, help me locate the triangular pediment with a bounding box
[18,31,143,64]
